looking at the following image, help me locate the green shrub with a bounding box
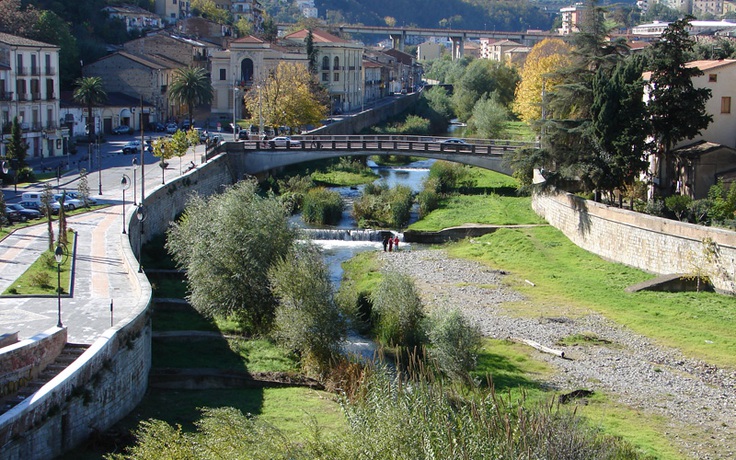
[302,187,344,225]
[29,272,53,289]
[353,184,413,229]
[428,160,470,193]
[370,271,425,348]
[416,188,439,218]
[426,308,482,382]
[664,194,692,221]
[707,179,736,224]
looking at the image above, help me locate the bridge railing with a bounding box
[230,135,538,154]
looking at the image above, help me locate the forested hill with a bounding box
[310,0,554,32]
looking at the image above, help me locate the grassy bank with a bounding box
[448,227,736,369]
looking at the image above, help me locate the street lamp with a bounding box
[136,204,145,273]
[131,157,138,205]
[121,174,130,234]
[233,86,239,142]
[54,243,67,328]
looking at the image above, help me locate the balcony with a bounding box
[32,92,41,101]
[46,121,58,130]
[16,66,28,76]
[31,67,39,76]
[45,67,56,76]
[46,92,56,100]
[16,92,27,101]
[0,91,12,101]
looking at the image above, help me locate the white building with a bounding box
[633,20,736,37]
[102,5,163,33]
[0,32,65,159]
[559,3,586,35]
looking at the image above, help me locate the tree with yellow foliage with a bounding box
[512,38,573,124]
[243,62,327,131]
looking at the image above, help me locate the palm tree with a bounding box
[168,67,213,128]
[73,77,107,144]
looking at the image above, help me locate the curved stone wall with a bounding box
[532,192,736,294]
[0,234,152,460]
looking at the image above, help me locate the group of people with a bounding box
[382,234,400,252]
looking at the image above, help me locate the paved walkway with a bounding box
[0,145,205,344]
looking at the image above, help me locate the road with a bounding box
[0,133,206,343]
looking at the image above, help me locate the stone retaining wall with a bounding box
[532,192,736,294]
[0,233,152,460]
[0,328,67,399]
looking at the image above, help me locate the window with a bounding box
[334,72,339,82]
[709,74,717,82]
[322,56,329,71]
[219,68,226,80]
[334,56,340,70]
[322,72,329,82]
[722,96,731,114]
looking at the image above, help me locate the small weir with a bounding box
[301,228,402,242]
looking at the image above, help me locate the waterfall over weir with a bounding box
[301,228,402,242]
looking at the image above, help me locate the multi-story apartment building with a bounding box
[559,3,586,35]
[232,0,265,31]
[284,29,365,115]
[155,0,190,24]
[0,32,65,159]
[102,5,164,33]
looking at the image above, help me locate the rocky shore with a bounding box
[378,248,736,460]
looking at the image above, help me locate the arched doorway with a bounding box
[240,58,254,85]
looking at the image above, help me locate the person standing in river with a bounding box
[393,235,399,251]
[388,236,394,252]
[382,235,389,252]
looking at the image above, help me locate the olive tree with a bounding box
[166,180,298,333]
[269,242,346,374]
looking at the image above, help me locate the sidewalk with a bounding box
[0,205,140,344]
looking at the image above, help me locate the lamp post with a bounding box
[136,204,145,273]
[97,134,102,195]
[131,157,138,205]
[54,244,67,328]
[121,174,130,234]
[233,86,239,142]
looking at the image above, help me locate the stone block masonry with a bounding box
[0,328,67,399]
[532,192,736,294]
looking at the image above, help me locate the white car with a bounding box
[166,123,179,134]
[54,193,84,210]
[122,141,140,154]
[268,136,300,148]
[64,191,97,206]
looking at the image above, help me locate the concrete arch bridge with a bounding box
[216,135,537,177]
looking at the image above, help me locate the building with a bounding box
[210,35,307,123]
[559,3,586,36]
[383,48,421,94]
[417,41,444,61]
[0,32,65,159]
[633,20,736,37]
[296,0,318,18]
[644,59,736,198]
[155,0,190,24]
[178,17,234,46]
[102,5,163,33]
[231,0,265,31]
[692,0,725,16]
[283,29,364,114]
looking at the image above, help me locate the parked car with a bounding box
[122,141,140,154]
[269,136,301,148]
[6,203,42,219]
[166,123,179,134]
[148,122,165,132]
[238,130,249,140]
[63,191,97,206]
[54,193,84,210]
[112,125,134,135]
[440,138,467,144]
[194,127,209,142]
[181,119,194,130]
[20,200,62,214]
[4,208,25,223]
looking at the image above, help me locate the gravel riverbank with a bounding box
[378,248,736,460]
